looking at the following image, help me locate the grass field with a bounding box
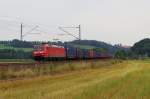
[0,44,33,52]
[0,60,150,99]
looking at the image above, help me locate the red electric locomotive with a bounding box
[33,44,66,61]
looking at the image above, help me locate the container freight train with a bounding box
[32,43,112,61]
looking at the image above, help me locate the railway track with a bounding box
[0,59,111,68]
[0,61,71,67]
[0,62,36,67]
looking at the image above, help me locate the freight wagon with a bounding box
[33,43,112,61]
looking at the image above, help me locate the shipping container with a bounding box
[76,48,82,59]
[93,50,101,58]
[66,46,77,59]
[89,49,94,58]
[81,49,89,59]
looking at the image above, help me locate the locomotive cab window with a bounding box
[34,45,44,51]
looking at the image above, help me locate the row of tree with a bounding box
[0,38,149,59]
[115,38,150,59]
[0,49,32,59]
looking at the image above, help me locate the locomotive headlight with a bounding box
[33,51,44,55]
[40,51,45,55]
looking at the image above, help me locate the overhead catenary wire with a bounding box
[0,16,81,41]
[58,27,79,40]
[58,25,81,41]
[22,25,39,37]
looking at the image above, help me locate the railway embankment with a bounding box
[0,59,122,80]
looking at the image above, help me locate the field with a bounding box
[0,44,33,52]
[0,60,150,99]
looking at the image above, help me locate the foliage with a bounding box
[132,38,150,57]
[71,44,96,49]
[69,40,128,54]
[0,49,32,59]
[115,50,128,59]
[0,44,33,52]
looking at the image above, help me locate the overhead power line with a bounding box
[20,23,41,41]
[58,25,81,41]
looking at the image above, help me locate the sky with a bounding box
[0,0,150,45]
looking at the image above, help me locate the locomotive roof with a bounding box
[49,45,64,48]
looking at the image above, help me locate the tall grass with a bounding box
[0,59,122,80]
[0,60,148,99]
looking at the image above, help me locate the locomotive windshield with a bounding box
[34,45,44,51]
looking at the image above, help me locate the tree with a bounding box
[115,50,127,59]
[132,38,150,57]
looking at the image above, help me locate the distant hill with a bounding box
[67,40,129,54]
[132,38,150,57]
